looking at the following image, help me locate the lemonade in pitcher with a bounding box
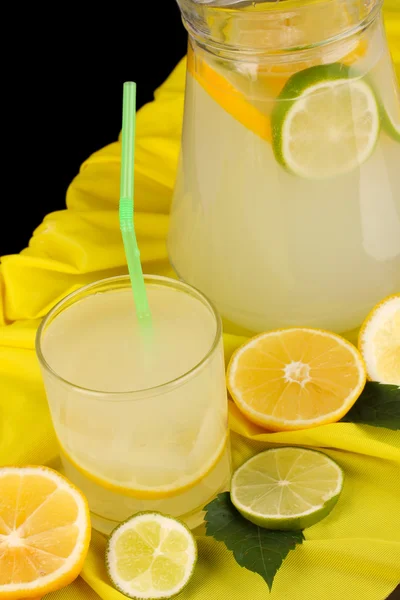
[36,276,230,534]
[169,0,400,335]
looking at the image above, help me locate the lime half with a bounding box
[272,63,380,179]
[106,512,197,599]
[231,447,344,530]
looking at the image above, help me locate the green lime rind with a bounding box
[235,492,341,531]
[271,63,380,178]
[365,73,400,143]
[272,63,351,170]
[231,447,344,531]
[380,105,400,142]
[106,511,198,600]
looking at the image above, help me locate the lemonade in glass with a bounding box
[36,275,230,534]
[169,0,400,335]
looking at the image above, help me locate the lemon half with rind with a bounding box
[358,294,400,385]
[0,466,91,600]
[227,328,366,431]
[60,432,228,500]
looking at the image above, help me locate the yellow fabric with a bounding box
[1,11,400,600]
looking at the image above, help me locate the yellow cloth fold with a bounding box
[1,11,400,600]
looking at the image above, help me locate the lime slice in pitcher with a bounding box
[271,64,380,179]
[367,56,400,143]
[381,93,400,142]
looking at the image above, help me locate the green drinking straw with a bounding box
[119,82,152,327]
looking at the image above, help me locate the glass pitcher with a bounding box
[168,0,400,336]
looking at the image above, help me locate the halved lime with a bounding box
[272,63,380,179]
[231,447,344,530]
[106,512,197,599]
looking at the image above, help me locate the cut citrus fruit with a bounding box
[271,63,380,179]
[358,294,400,385]
[379,81,400,142]
[369,47,400,142]
[227,328,366,431]
[382,100,400,142]
[255,39,367,97]
[106,512,197,600]
[0,466,91,600]
[187,42,369,143]
[187,45,272,143]
[60,432,228,499]
[231,447,344,530]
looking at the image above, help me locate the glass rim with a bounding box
[180,0,384,16]
[35,274,223,400]
[179,0,383,55]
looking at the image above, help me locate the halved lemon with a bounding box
[0,466,91,600]
[358,294,400,385]
[227,328,366,431]
[106,512,197,599]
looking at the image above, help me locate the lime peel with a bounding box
[106,512,197,600]
[272,63,380,179]
[231,447,344,530]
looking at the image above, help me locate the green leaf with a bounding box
[204,492,304,590]
[342,381,400,430]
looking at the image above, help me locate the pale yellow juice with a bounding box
[169,18,400,335]
[37,276,230,534]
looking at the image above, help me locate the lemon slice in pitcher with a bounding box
[271,63,380,179]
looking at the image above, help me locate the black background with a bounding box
[2,3,187,256]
